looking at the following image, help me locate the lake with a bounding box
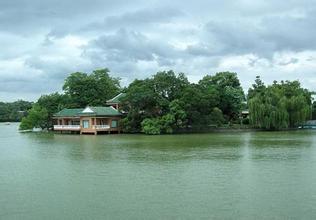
[1,123,316,219]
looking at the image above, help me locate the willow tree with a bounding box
[248,94,289,130]
[248,77,311,130]
[286,95,311,127]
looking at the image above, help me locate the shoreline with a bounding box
[10,121,310,135]
[18,126,310,135]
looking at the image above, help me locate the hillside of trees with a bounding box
[17,68,314,133]
[0,100,33,122]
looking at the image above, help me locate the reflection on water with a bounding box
[1,123,316,219]
[28,130,315,163]
[30,132,248,162]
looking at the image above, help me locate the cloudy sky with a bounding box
[1,0,316,101]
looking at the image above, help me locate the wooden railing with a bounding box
[93,125,110,130]
[54,125,81,130]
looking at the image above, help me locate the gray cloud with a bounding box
[200,8,316,58]
[81,7,185,32]
[0,0,144,35]
[260,12,316,52]
[1,0,316,101]
[82,28,182,78]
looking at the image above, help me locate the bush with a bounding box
[141,118,161,135]
[209,107,225,126]
[19,117,33,130]
[160,114,175,134]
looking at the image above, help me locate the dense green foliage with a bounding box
[121,71,244,134]
[63,69,120,107]
[248,76,312,130]
[36,93,72,128]
[199,72,245,120]
[17,68,313,133]
[0,100,32,122]
[20,104,49,130]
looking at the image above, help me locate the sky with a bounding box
[1,0,316,101]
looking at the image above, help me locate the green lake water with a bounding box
[1,123,316,219]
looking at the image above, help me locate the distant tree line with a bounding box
[16,68,315,133]
[0,100,32,122]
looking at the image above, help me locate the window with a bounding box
[72,120,80,125]
[82,120,89,128]
[111,120,118,128]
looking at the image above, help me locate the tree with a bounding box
[19,104,49,130]
[120,71,190,133]
[169,99,187,128]
[122,70,244,133]
[199,72,245,120]
[91,69,121,104]
[152,70,189,102]
[63,68,120,107]
[248,78,311,130]
[247,76,265,99]
[248,94,289,129]
[120,79,162,132]
[0,100,33,122]
[180,84,220,127]
[62,72,92,107]
[37,93,70,128]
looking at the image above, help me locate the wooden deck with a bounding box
[53,124,121,135]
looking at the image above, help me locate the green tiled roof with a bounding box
[79,107,122,116]
[53,108,84,117]
[106,93,126,104]
[54,107,121,117]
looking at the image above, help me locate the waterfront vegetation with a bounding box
[11,68,314,133]
[120,71,244,134]
[248,77,312,130]
[0,100,32,122]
